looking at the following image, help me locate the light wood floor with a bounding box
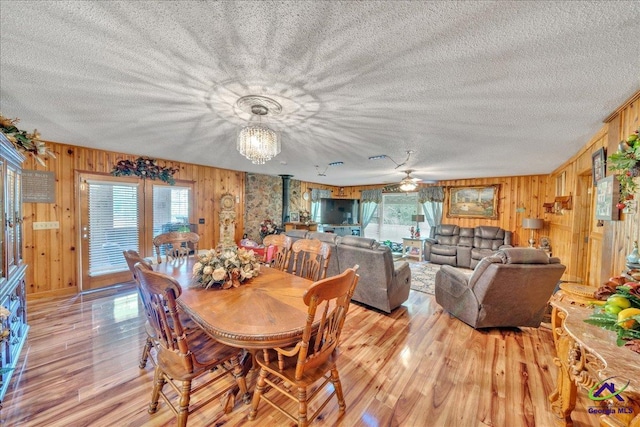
[1,284,599,426]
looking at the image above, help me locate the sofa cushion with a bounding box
[430,224,460,246]
[471,247,495,260]
[340,235,377,249]
[431,245,457,256]
[473,226,505,250]
[307,231,341,277]
[458,227,474,247]
[286,229,308,240]
[496,247,550,264]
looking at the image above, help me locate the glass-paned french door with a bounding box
[78,173,193,291]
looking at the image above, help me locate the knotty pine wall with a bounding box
[23,143,246,299]
[544,91,640,287]
[21,90,638,298]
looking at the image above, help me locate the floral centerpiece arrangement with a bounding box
[0,114,56,166]
[585,277,640,353]
[608,127,640,207]
[192,247,260,289]
[299,210,311,224]
[259,219,278,238]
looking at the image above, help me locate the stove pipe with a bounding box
[279,174,293,226]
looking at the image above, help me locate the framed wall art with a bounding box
[595,175,619,221]
[289,211,299,222]
[447,185,499,219]
[591,147,606,185]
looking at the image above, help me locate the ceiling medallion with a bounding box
[236,95,282,165]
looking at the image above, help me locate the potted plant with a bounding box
[608,127,640,208]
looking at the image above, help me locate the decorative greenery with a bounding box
[0,114,56,166]
[608,127,640,205]
[585,285,640,350]
[111,157,178,185]
[191,247,261,289]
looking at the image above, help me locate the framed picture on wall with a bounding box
[591,147,606,185]
[289,212,299,222]
[447,185,499,219]
[595,175,619,221]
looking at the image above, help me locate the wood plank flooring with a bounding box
[0,284,600,426]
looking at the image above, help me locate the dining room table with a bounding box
[154,260,315,350]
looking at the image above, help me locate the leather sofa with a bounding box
[424,224,512,269]
[434,248,565,328]
[285,231,411,313]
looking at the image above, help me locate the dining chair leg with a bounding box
[148,367,165,414]
[248,368,268,420]
[177,380,192,427]
[330,368,346,415]
[297,387,308,427]
[139,336,154,369]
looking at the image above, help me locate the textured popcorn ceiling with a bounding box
[1,1,639,186]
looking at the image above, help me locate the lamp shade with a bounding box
[522,218,543,230]
[412,215,425,222]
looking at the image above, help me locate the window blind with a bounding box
[87,180,139,276]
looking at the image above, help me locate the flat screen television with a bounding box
[319,198,360,224]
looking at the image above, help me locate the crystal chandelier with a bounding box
[236,96,282,165]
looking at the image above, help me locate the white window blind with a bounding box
[152,185,192,236]
[87,180,139,276]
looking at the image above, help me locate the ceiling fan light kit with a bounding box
[399,169,420,192]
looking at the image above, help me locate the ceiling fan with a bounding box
[368,150,414,169]
[399,169,421,192]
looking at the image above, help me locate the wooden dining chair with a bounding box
[152,231,199,264]
[262,234,292,270]
[287,238,332,281]
[248,265,360,427]
[123,250,156,368]
[134,264,249,427]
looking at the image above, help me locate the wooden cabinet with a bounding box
[0,133,28,408]
[284,222,318,232]
[320,225,361,237]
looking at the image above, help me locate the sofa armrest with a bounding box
[435,265,481,326]
[435,265,471,298]
[393,260,411,281]
[388,260,411,311]
[498,244,513,250]
[424,238,437,258]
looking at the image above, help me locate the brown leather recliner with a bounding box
[425,224,512,268]
[469,226,513,269]
[434,248,565,328]
[423,224,461,266]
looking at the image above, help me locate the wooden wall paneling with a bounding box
[23,142,246,299]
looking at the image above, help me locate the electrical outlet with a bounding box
[33,221,60,230]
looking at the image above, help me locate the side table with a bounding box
[402,237,427,261]
[549,294,640,426]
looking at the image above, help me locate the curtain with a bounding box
[311,189,332,223]
[419,187,444,235]
[360,189,382,235]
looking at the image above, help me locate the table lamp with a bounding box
[522,218,544,247]
[411,215,425,235]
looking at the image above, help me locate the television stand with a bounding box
[320,225,361,237]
